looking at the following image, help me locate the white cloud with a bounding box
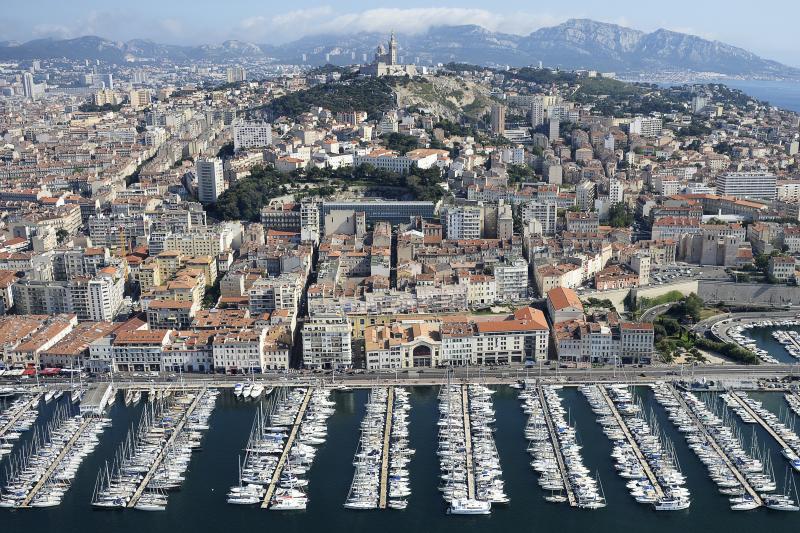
[236,7,561,43]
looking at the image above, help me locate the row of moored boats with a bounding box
[771,329,800,359]
[233,382,272,400]
[0,394,41,461]
[228,387,333,509]
[583,384,691,510]
[1,404,109,508]
[92,388,217,510]
[522,385,606,508]
[344,387,413,510]
[438,384,506,515]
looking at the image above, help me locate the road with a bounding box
[693,310,799,344]
[640,302,676,323]
[4,362,800,390]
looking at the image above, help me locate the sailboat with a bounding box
[764,467,800,511]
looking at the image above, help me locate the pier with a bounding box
[597,385,664,499]
[378,386,394,509]
[728,391,793,451]
[0,393,41,437]
[19,417,91,508]
[80,383,112,416]
[127,388,206,508]
[666,384,762,505]
[537,385,577,506]
[461,384,475,500]
[261,387,313,509]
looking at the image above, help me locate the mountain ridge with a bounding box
[0,18,796,79]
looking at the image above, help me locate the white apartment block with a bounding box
[163,230,226,256]
[521,201,558,235]
[628,116,663,137]
[212,329,270,373]
[494,259,530,301]
[196,158,225,204]
[716,172,777,200]
[353,148,447,174]
[302,313,353,369]
[233,121,273,152]
[444,205,483,240]
[248,274,303,315]
[576,181,596,211]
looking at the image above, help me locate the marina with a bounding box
[588,384,693,510]
[253,387,335,510]
[0,393,42,461]
[771,330,800,360]
[2,385,800,531]
[437,383,507,514]
[537,385,606,509]
[1,403,108,508]
[344,386,413,510]
[91,387,216,510]
[669,385,778,508]
[786,392,800,417]
[652,383,764,510]
[726,392,800,474]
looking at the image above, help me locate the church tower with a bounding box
[389,32,398,65]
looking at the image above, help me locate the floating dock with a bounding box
[667,385,761,505]
[537,385,577,507]
[461,384,475,500]
[80,383,113,416]
[378,386,394,509]
[127,388,206,508]
[261,387,313,509]
[0,393,41,437]
[597,385,664,499]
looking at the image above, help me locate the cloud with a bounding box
[236,7,561,43]
[31,23,74,40]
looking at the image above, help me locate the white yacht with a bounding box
[448,498,491,515]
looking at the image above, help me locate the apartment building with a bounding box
[301,313,353,369]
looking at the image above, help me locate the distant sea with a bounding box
[662,79,800,113]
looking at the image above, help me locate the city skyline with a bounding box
[1,1,799,67]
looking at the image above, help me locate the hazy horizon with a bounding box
[1,1,799,68]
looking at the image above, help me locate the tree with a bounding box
[680,293,703,322]
[507,164,536,184]
[56,229,69,244]
[608,203,633,228]
[383,133,419,154]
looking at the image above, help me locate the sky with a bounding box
[1,0,798,66]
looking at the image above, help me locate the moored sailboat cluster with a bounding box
[1,404,109,508]
[91,388,217,510]
[0,394,41,462]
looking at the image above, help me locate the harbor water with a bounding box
[2,386,800,532]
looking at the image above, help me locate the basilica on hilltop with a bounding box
[361,32,418,77]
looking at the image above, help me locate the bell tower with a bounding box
[389,31,398,65]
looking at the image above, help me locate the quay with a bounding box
[261,387,313,509]
[127,388,206,508]
[666,385,762,505]
[378,386,394,509]
[0,393,42,437]
[597,385,664,499]
[461,385,475,500]
[19,417,91,507]
[536,385,577,507]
